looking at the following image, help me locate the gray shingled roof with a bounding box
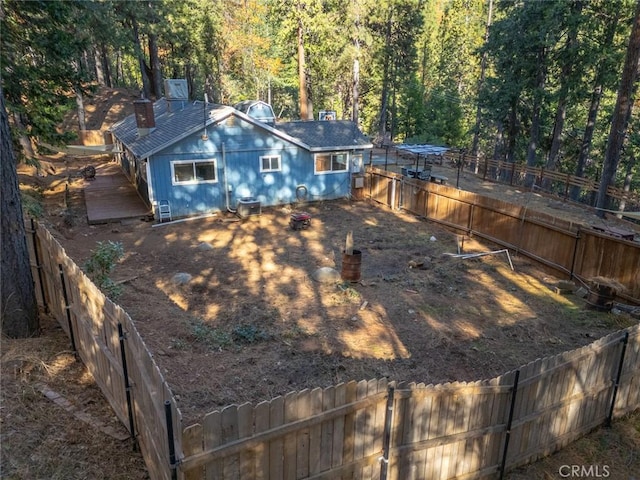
[110,98,372,158]
[109,98,236,158]
[276,120,372,151]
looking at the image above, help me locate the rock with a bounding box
[430,236,437,242]
[312,267,341,284]
[575,286,589,298]
[172,272,192,285]
[197,242,214,251]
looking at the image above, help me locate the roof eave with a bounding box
[309,143,374,152]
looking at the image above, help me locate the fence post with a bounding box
[606,332,629,427]
[118,323,138,451]
[31,218,48,313]
[499,369,520,480]
[58,264,77,357]
[165,400,178,480]
[379,385,395,480]
[569,229,581,280]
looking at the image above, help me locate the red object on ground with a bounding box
[290,212,311,230]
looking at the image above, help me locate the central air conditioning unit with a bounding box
[237,197,261,219]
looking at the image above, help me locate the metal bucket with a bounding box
[585,284,616,312]
[341,250,362,283]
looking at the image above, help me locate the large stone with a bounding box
[172,272,193,285]
[312,267,341,284]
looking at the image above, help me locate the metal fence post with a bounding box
[499,369,520,480]
[606,332,629,427]
[117,323,138,451]
[165,400,178,480]
[58,264,77,357]
[380,385,395,480]
[31,218,48,313]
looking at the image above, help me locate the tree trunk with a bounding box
[596,0,640,216]
[525,48,547,187]
[471,0,493,167]
[618,153,635,216]
[377,8,393,142]
[572,82,603,200]
[76,87,86,132]
[131,17,152,99]
[149,33,163,100]
[12,112,35,162]
[94,47,106,86]
[1,85,39,338]
[505,98,518,164]
[352,57,359,125]
[546,2,582,179]
[101,44,112,88]
[297,15,310,120]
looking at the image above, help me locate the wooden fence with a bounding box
[365,167,640,304]
[26,203,640,479]
[26,220,179,480]
[178,326,639,480]
[444,152,639,209]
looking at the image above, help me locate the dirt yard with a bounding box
[18,154,638,428]
[4,87,638,478]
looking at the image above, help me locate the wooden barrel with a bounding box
[341,250,362,282]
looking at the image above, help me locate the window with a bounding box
[260,155,281,172]
[315,152,348,174]
[171,159,217,185]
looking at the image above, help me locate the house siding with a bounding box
[149,116,354,218]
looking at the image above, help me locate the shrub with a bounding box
[83,241,124,298]
[190,318,233,349]
[20,190,44,218]
[232,324,271,344]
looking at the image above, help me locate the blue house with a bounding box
[109,84,372,220]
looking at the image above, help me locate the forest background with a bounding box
[1,0,639,212]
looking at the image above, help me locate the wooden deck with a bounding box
[84,162,151,224]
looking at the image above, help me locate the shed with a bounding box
[109,90,372,220]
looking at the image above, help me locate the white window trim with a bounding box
[259,154,281,173]
[314,152,349,175]
[170,159,218,185]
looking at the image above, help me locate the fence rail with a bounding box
[26,193,640,480]
[440,152,640,208]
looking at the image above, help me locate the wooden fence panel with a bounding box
[613,326,640,417]
[505,331,625,470]
[368,170,393,207]
[365,169,640,302]
[179,380,389,480]
[37,227,67,324]
[573,230,640,302]
[120,310,177,480]
[422,188,473,232]
[514,220,577,273]
[388,377,515,480]
[29,221,176,480]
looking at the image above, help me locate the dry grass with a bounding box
[0,315,148,480]
[507,410,640,479]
